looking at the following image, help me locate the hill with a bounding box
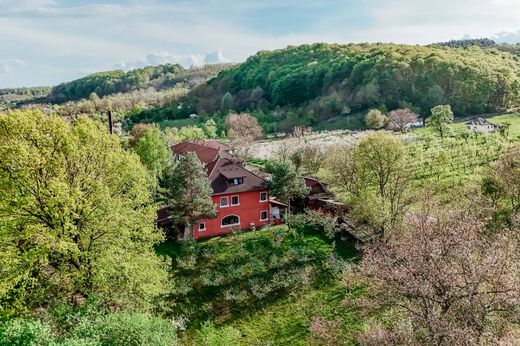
[181,43,520,131]
[47,63,236,103]
[434,38,520,56]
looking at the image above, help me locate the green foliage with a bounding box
[364,109,388,129]
[266,160,309,204]
[163,126,207,146]
[49,64,183,102]
[202,119,218,139]
[133,125,172,182]
[163,226,336,325]
[287,209,337,238]
[71,312,177,346]
[189,43,520,131]
[163,152,215,237]
[0,312,178,346]
[427,104,454,137]
[0,319,54,346]
[193,322,241,346]
[0,110,168,318]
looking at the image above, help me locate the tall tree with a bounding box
[0,110,168,318]
[165,153,215,240]
[325,133,412,237]
[225,113,263,159]
[202,118,218,139]
[133,125,172,186]
[427,104,454,138]
[267,160,309,215]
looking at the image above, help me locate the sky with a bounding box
[1,0,520,88]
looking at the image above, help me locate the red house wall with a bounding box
[193,189,270,239]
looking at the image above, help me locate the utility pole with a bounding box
[108,110,113,134]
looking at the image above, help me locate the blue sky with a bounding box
[1,0,520,88]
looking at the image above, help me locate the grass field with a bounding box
[404,113,520,191]
[156,226,361,345]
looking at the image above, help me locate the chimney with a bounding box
[108,110,113,134]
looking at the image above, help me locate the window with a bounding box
[221,215,240,227]
[231,195,240,206]
[199,222,206,231]
[220,197,229,207]
[229,177,243,186]
[260,191,268,202]
[260,210,268,221]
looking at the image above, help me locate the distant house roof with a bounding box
[209,157,267,195]
[191,140,232,151]
[171,140,267,196]
[304,177,328,194]
[171,140,234,164]
[466,117,497,126]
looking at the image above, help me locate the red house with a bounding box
[168,140,272,239]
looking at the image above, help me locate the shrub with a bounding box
[0,319,55,346]
[288,209,337,238]
[71,312,177,346]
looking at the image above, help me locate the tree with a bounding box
[324,133,412,237]
[266,160,309,214]
[364,109,388,129]
[427,104,454,138]
[133,125,172,185]
[165,152,215,240]
[129,123,153,146]
[355,209,520,345]
[163,126,206,146]
[0,110,168,318]
[290,143,325,176]
[480,145,520,227]
[225,113,263,159]
[202,118,218,139]
[220,92,233,113]
[386,108,419,133]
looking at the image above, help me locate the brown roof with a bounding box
[171,141,236,165]
[209,157,267,195]
[171,141,221,164]
[191,140,232,151]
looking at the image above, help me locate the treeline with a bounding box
[434,38,520,55]
[0,86,51,108]
[179,43,520,131]
[47,63,232,104]
[48,64,183,103]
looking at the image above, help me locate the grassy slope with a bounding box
[156,226,361,345]
[404,113,520,193]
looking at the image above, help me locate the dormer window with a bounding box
[229,177,243,186]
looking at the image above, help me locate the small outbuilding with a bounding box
[466,117,502,133]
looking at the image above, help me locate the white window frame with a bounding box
[221,214,240,228]
[231,195,240,206]
[199,222,206,231]
[220,196,229,208]
[260,210,268,221]
[260,191,268,202]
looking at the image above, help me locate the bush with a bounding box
[288,209,337,238]
[71,312,177,346]
[0,319,55,346]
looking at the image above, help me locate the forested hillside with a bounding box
[182,43,520,131]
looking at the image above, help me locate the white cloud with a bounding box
[114,50,230,71]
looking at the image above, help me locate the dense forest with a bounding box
[172,43,520,131]
[4,42,520,134]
